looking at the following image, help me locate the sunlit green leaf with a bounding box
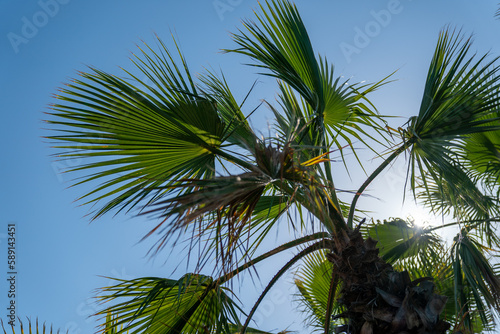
[363,218,442,264]
[97,275,242,334]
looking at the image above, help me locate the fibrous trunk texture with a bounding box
[326,228,451,334]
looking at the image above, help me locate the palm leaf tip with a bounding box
[227,0,323,111]
[0,318,63,334]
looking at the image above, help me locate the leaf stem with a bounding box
[347,140,414,227]
[217,232,330,285]
[323,270,339,334]
[240,239,330,334]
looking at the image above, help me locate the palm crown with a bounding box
[44,1,500,333]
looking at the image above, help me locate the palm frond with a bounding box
[415,168,500,247]
[272,78,389,171]
[0,318,66,334]
[294,250,342,333]
[362,218,442,264]
[228,0,390,173]
[96,275,242,334]
[416,172,499,220]
[451,232,500,330]
[227,0,322,112]
[141,136,330,267]
[464,129,500,195]
[47,36,255,220]
[144,172,270,270]
[406,28,500,206]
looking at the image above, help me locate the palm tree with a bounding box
[47,0,500,333]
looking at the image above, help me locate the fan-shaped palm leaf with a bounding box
[362,218,442,264]
[228,0,389,174]
[406,28,500,204]
[47,36,257,220]
[294,250,341,333]
[96,275,242,334]
[349,28,500,226]
[416,172,500,220]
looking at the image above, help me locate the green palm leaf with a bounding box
[272,79,388,170]
[294,250,341,333]
[416,172,500,220]
[229,0,389,172]
[96,275,242,334]
[0,318,67,334]
[47,36,255,220]
[362,218,442,264]
[198,69,256,150]
[228,0,322,112]
[451,232,500,329]
[464,129,500,194]
[415,171,500,247]
[406,28,500,206]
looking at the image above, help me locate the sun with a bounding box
[400,202,443,227]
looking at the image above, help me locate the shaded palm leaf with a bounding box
[382,219,500,331]
[406,28,500,207]
[464,129,500,194]
[415,172,500,247]
[415,171,500,221]
[201,193,295,271]
[362,219,462,325]
[141,137,328,265]
[144,172,270,270]
[451,232,500,328]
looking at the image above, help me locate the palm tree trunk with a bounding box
[327,228,451,334]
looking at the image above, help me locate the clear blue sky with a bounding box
[1,0,499,333]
